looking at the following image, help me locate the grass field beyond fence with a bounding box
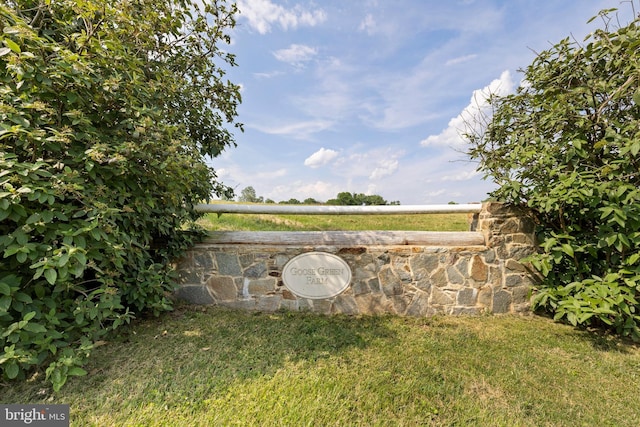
[198,211,472,231]
[2,306,640,426]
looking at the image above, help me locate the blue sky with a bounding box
[211,0,630,204]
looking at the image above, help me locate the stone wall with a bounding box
[173,202,538,316]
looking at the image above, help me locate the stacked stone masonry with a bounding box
[174,202,538,316]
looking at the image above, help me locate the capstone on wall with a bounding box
[173,202,538,316]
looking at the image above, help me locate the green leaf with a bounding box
[600,207,614,219]
[16,251,27,263]
[41,210,54,223]
[35,283,46,298]
[626,253,640,266]
[58,252,70,267]
[14,230,28,245]
[75,312,84,325]
[44,269,58,285]
[5,361,19,379]
[24,322,47,333]
[561,244,575,257]
[0,296,11,312]
[3,38,20,53]
[0,282,10,296]
[26,213,40,224]
[67,367,88,377]
[49,368,65,392]
[14,292,32,303]
[3,245,21,257]
[74,252,87,266]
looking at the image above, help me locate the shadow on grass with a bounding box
[2,305,398,404]
[530,310,640,354]
[156,304,398,361]
[583,326,640,353]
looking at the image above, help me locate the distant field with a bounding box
[198,212,472,231]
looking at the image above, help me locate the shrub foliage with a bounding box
[0,0,241,389]
[467,7,640,339]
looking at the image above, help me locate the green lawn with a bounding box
[3,306,639,426]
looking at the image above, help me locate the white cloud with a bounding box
[332,147,404,181]
[253,71,284,79]
[445,54,478,66]
[366,183,378,195]
[208,160,287,187]
[237,0,326,34]
[256,168,288,179]
[420,70,515,149]
[356,55,452,130]
[215,167,230,179]
[426,189,446,198]
[304,148,339,168]
[273,44,318,66]
[290,57,365,121]
[253,119,333,139]
[297,8,327,27]
[369,158,399,180]
[440,169,480,182]
[270,180,338,202]
[359,13,376,35]
[422,190,448,203]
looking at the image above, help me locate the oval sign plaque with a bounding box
[282,252,352,299]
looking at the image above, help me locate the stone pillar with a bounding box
[476,202,537,313]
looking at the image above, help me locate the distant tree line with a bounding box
[237,187,400,205]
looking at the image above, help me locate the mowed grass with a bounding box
[2,306,640,426]
[198,212,472,231]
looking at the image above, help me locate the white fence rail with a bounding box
[194,203,482,215]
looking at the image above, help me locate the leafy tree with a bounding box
[303,197,321,205]
[0,0,241,389]
[279,198,302,204]
[335,192,358,205]
[466,6,640,339]
[238,186,262,203]
[326,192,389,206]
[361,194,387,206]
